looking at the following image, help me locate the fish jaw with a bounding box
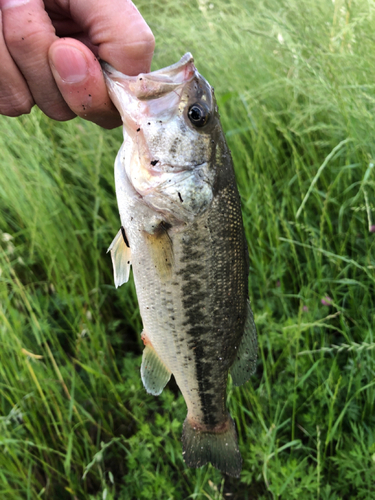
[101,53,197,140]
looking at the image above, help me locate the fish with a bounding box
[101,53,258,477]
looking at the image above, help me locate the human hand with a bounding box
[0,0,154,128]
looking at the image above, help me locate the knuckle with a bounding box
[0,93,34,117]
[45,107,76,122]
[5,23,54,52]
[141,30,156,54]
[4,29,30,51]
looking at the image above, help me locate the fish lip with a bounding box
[136,161,209,198]
[100,52,195,83]
[149,161,207,176]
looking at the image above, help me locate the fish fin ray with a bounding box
[230,299,258,386]
[107,228,131,288]
[182,415,242,477]
[144,223,174,280]
[141,344,171,396]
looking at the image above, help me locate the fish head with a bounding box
[102,54,223,221]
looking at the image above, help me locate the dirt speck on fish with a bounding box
[102,53,258,477]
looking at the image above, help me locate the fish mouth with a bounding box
[136,161,209,196]
[100,53,197,101]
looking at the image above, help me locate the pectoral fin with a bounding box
[141,340,171,396]
[107,228,131,288]
[143,222,174,280]
[230,300,258,386]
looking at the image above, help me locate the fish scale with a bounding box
[102,53,258,477]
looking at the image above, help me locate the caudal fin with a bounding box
[182,415,242,477]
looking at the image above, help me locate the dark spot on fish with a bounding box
[88,94,91,97]
[21,37,24,40]
[148,122,150,125]
[150,160,159,166]
[136,128,140,132]
[160,221,172,231]
[120,226,129,248]
[178,192,183,203]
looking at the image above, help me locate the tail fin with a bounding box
[182,415,242,477]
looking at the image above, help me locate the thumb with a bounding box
[49,39,121,129]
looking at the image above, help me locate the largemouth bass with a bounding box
[102,53,257,477]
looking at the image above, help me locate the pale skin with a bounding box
[0,0,155,128]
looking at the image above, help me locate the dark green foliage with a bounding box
[1,0,375,498]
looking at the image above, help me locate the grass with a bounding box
[1,0,375,498]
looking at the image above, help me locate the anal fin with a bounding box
[141,339,171,396]
[230,300,258,386]
[107,227,131,288]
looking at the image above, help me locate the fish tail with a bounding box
[182,414,242,477]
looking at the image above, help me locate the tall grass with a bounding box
[1,0,375,498]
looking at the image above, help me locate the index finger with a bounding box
[66,0,155,76]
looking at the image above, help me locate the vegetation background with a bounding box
[1,0,375,498]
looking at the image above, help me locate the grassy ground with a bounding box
[1,0,375,498]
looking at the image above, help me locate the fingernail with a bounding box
[50,45,88,84]
[0,0,30,8]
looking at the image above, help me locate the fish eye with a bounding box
[188,103,210,128]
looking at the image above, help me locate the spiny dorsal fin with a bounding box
[107,227,131,288]
[141,339,171,396]
[230,300,258,386]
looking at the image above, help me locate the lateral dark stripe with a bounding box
[177,228,222,427]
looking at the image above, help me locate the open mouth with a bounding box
[101,53,197,99]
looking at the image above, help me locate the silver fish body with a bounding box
[103,54,257,477]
